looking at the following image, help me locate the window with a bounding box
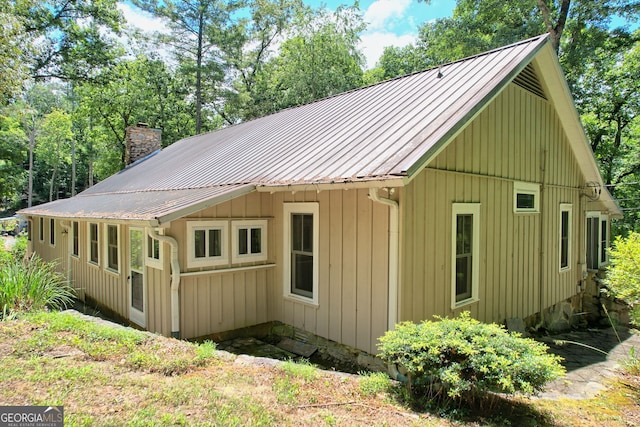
[146,233,163,269]
[560,204,572,271]
[187,221,228,267]
[451,203,480,308]
[232,220,268,263]
[27,219,32,241]
[88,223,99,265]
[38,217,44,242]
[284,203,319,304]
[586,212,609,269]
[105,224,119,272]
[72,221,79,257]
[49,218,55,246]
[513,182,540,213]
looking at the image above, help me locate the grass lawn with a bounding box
[0,310,638,426]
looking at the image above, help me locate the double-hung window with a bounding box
[146,233,163,269]
[283,203,319,304]
[106,224,120,272]
[72,221,79,257]
[451,203,480,308]
[49,218,55,246]
[38,217,44,242]
[187,221,227,267]
[232,220,267,263]
[88,223,99,265]
[560,204,572,271]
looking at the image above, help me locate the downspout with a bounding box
[368,188,399,331]
[147,228,181,339]
[538,149,547,328]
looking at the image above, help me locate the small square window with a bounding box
[232,220,268,263]
[146,232,164,270]
[514,182,540,213]
[187,221,228,268]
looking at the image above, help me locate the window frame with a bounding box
[231,220,268,264]
[146,232,164,270]
[27,219,33,242]
[283,203,319,305]
[88,222,100,266]
[451,203,481,309]
[49,218,56,247]
[186,220,228,268]
[104,224,120,273]
[513,182,540,213]
[559,204,572,272]
[586,212,609,270]
[38,217,44,242]
[71,221,79,257]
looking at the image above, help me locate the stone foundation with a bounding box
[582,270,630,327]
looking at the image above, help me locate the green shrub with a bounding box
[0,255,75,319]
[377,312,565,403]
[605,232,640,325]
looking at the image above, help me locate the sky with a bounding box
[118,0,456,69]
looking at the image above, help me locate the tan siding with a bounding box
[401,83,585,325]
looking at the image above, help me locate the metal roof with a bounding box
[21,34,619,222]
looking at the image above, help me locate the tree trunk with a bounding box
[27,116,35,208]
[195,11,204,134]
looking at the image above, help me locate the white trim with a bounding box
[586,211,609,269]
[146,232,164,270]
[129,227,146,327]
[87,222,100,266]
[181,263,276,277]
[559,204,572,272]
[283,202,319,306]
[513,182,540,213]
[49,218,56,247]
[71,221,80,258]
[38,217,44,242]
[186,220,228,268]
[231,219,268,263]
[104,223,121,274]
[451,203,480,309]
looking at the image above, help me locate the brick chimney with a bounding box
[125,123,162,165]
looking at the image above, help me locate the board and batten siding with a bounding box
[28,217,173,336]
[175,189,390,354]
[400,83,584,325]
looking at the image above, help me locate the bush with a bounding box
[377,312,565,403]
[0,254,75,319]
[605,232,640,325]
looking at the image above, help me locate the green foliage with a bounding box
[279,358,319,382]
[0,255,74,319]
[359,371,393,397]
[605,232,640,325]
[377,312,565,403]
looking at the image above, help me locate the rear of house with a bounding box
[20,35,621,357]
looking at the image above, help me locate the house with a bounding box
[19,35,621,355]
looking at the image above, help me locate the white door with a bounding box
[129,228,146,327]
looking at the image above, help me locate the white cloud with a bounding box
[362,0,412,31]
[117,3,168,34]
[359,31,417,69]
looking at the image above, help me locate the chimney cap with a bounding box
[136,122,149,128]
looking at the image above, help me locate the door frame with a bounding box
[129,227,146,327]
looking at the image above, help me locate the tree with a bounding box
[0,6,30,105]
[0,113,27,208]
[13,0,124,81]
[36,110,73,202]
[132,0,240,133]
[605,232,640,325]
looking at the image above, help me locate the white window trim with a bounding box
[451,203,481,309]
[586,211,609,269]
[49,218,56,247]
[87,222,100,266]
[38,217,44,242]
[146,232,164,270]
[283,202,319,306]
[513,182,540,213]
[186,220,228,268]
[559,204,572,272]
[71,221,80,258]
[231,220,268,264]
[104,224,121,274]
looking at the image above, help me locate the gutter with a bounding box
[147,228,181,339]
[368,188,399,331]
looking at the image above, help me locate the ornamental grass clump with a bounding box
[377,312,565,404]
[0,253,74,319]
